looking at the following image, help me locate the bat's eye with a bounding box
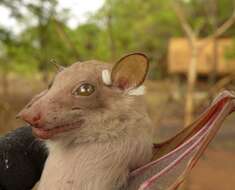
[73,83,95,96]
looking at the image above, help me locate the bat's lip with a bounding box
[32,120,84,139]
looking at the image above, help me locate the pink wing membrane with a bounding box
[128,90,235,190]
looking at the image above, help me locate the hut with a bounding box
[168,38,235,75]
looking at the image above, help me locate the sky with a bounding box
[0,0,104,33]
[57,0,104,27]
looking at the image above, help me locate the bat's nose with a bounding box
[17,110,42,127]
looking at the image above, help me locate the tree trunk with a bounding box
[209,37,218,85]
[54,20,80,59]
[182,41,199,190]
[107,11,116,60]
[1,70,9,97]
[185,41,198,126]
[0,70,9,128]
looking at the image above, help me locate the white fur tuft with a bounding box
[128,85,145,96]
[102,70,112,85]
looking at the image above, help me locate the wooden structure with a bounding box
[168,38,235,75]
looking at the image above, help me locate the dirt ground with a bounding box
[1,76,235,190]
[189,149,235,190]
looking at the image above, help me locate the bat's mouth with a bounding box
[32,120,84,139]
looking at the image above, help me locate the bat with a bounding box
[0,53,234,190]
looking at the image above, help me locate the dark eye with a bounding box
[73,83,95,96]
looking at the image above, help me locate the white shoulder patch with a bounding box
[102,70,112,85]
[128,85,145,96]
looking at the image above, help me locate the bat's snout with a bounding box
[17,90,48,127]
[17,108,42,128]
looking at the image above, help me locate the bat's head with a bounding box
[18,53,149,143]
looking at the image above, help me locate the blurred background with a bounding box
[1,0,235,189]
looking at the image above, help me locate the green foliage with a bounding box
[179,0,235,36]
[0,0,235,78]
[96,0,181,59]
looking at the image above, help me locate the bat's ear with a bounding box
[111,53,149,90]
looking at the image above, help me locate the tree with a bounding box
[95,0,182,76]
[173,0,235,126]
[0,28,12,96]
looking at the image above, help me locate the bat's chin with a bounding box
[32,120,84,139]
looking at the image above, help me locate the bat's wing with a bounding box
[128,90,235,190]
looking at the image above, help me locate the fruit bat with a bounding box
[0,53,234,190]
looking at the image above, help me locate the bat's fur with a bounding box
[19,58,154,190]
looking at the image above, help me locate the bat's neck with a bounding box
[38,132,153,190]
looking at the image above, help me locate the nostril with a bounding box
[18,110,43,127]
[32,113,41,123]
[22,113,42,127]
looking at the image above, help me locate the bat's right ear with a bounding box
[110,53,149,90]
